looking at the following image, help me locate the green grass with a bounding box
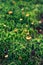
[0,0,43,65]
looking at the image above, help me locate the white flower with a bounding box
[21,8,24,11]
[26,36,32,40]
[8,11,13,14]
[26,32,29,35]
[5,55,8,58]
[20,18,23,21]
[26,13,29,17]
[31,22,34,25]
[4,24,6,27]
[39,21,41,23]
